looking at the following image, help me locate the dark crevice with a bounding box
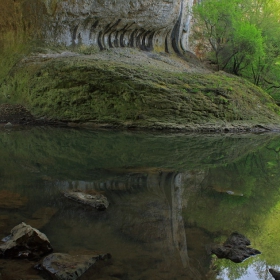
[171,0,184,54]
[97,31,103,50]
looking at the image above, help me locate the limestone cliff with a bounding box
[0,0,193,53]
[42,0,189,53]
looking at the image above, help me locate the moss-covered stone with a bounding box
[1,50,280,131]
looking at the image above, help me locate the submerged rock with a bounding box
[27,207,58,229]
[270,268,280,280]
[64,191,109,210]
[0,222,52,259]
[211,232,260,263]
[0,190,28,209]
[4,122,12,128]
[42,253,111,280]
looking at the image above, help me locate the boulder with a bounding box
[42,253,111,280]
[0,222,52,259]
[64,191,109,210]
[269,268,280,280]
[211,232,261,263]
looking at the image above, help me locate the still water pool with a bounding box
[0,127,280,279]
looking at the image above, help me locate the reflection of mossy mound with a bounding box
[1,50,280,131]
[0,127,276,180]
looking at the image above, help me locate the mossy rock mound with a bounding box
[1,49,280,131]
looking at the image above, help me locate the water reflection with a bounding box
[53,170,205,279]
[0,127,280,279]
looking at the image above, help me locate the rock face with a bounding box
[42,253,111,280]
[42,0,192,53]
[2,1,280,130]
[64,191,109,210]
[0,0,194,54]
[0,223,53,259]
[211,232,261,263]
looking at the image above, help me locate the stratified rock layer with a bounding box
[42,0,187,52]
[0,0,192,53]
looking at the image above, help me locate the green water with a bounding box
[0,127,280,279]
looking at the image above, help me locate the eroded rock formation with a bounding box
[0,0,194,54]
[42,0,194,53]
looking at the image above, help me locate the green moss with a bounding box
[1,54,280,128]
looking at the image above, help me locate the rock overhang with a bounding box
[41,0,190,52]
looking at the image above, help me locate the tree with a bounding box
[192,0,280,100]
[192,0,240,70]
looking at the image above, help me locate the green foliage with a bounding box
[227,22,264,75]
[0,33,31,87]
[193,0,280,100]
[184,135,280,276]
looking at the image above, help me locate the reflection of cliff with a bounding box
[0,128,276,181]
[60,169,206,279]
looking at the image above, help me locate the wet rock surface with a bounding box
[42,252,111,280]
[270,269,280,280]
[211,232,261,263]
[0,222,52,259]
[64,191,109,210]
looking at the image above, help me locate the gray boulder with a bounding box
[0,222,52,259]
[211,232,261,263]
[42,253,111,280]
[64,191,109,210]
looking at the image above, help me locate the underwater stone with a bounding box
[64,191,109,210]
[42,252,111,280]
[4,122,12,128]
